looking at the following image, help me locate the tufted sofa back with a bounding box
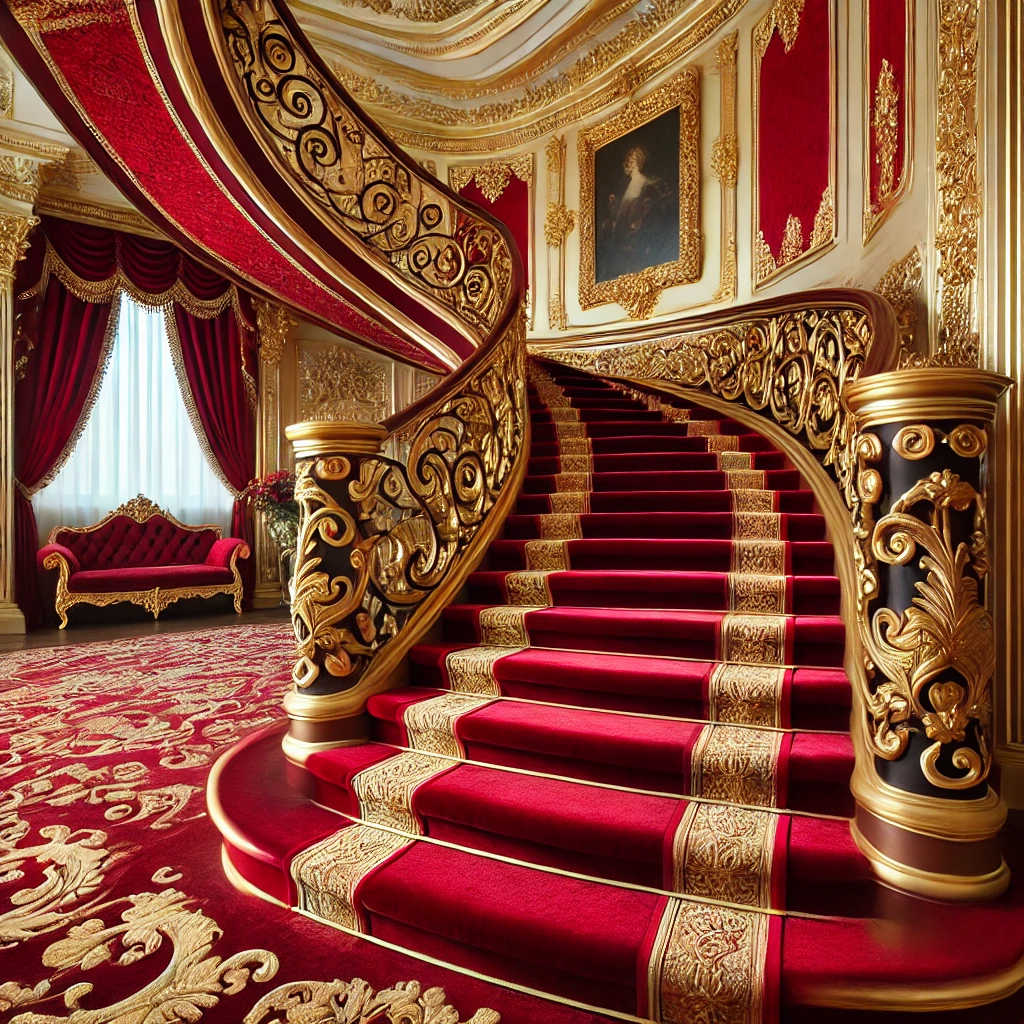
[53,515,219,570]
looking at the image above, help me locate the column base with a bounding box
[0,601,25,634]
[281,709,372,765]
[252,582,284,610]
[852,805,1010,901]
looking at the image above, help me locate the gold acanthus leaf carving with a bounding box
[449,155,533,202]
[876,248,923,367]
[873,58,900,204]
[934,0,980,366]
[864,469,994,788]
[754,0,807,59]
[543,202,576,247]
[300,345,389,424]
[244,977,499,1024]
[254,299,296,366]
[711,133,738,188]
[0,212,37,282]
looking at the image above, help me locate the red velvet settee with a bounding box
[37,495,250,628]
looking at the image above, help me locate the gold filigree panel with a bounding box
[299,344,389,424]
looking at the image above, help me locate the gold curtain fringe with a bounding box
[164,306,244,499]
[40,241,247,323]
[27,292,122,496]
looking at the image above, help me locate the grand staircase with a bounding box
[215,357,1024,1021]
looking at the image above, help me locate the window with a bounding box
[34,296,235,542]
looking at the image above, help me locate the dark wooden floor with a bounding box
[0,606,290,653]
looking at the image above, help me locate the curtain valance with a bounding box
[36,217,255,327]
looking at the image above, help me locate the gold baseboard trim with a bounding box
[850,820,1010,902]
[0,601,26,634]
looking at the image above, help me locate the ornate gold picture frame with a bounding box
[578,67,701,320]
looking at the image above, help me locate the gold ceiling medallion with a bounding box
[448,154,532,202]
[933,0,981,366]
[875,247,923,366]
[578,68,702,321]
[863,1,915,243]
[219,0,512,336]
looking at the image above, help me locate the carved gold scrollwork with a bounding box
[862,469,993,788]
[290,320,526,691]
[892,424,935,460]
[219,0,512,334]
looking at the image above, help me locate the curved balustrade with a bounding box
[536,294,1011,900]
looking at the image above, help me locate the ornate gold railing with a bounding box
[199,1,530,757]
[537,290,1011,900]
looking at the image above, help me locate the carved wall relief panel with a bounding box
[863,0,914,242]
[753,0,836,288]
[299,343,390,425]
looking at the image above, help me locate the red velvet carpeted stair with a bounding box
[216,359,1024,1023]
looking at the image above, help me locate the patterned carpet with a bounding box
[0,624,602,1024]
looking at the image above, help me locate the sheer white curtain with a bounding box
[34,295,235,542]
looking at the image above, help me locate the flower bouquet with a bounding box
[244,469,299,551]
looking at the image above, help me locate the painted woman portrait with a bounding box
[594,107,680,283]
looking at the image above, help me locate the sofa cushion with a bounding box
[67,563,236,593]
[53,515,218,571]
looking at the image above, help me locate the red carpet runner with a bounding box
[214,359,1024,1022]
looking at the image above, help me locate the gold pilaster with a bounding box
[0,133,67,634]
[252,299,296,609]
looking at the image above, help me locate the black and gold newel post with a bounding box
[844,368,1012,899]
[282,420,391,758]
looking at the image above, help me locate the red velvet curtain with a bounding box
[173,305,257,600]
[14,218,257,626]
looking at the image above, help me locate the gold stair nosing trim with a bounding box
[708,663,787,727]
[351,750,451,835]
[404,691,494,759]
[726,469,767,490]
[290,823,411,932]
[719,451,753,470]
[647,895,770,1024]
[721,613,788,665]
[671,801,779,908]
[549,491,591,514]
[734,512,782,541]
[728,574,787,614]
[733,489,777,512]
[478,604,541,646]
[524,539,572,571]
[445,644,525,694]
[538,513,584,540]
[691,724,785,808]
[731,540,787,576]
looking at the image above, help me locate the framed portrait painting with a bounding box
[578,67,701,320]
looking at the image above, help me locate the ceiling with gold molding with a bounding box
[289,0,744,151]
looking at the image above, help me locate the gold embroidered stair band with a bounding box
[557,437,592,455]
[708,435,740,452]
[554,421,587,440]
[691,725,784,807]
[550,491,591,514]
[720,452,753,470]
[351,751,451,834]
[726,470,767,490]
[708,664,787,727]
[729,574,787,614]
[549,406,581,421]
[647,897,770,1024]
[538,514,584,540]
[404,692,493,759]
[553,472,591,492]
[733,490,777,513]
[445,646,523,694]
[687,420,719,436]
[670,802,778,907]
[291,824,410,932]
[559,454,594,473]
[721,614,787,665]
[504,571,555,606]
[525,540,571,571]
[478,605,538,646]
[731,540,786,576]
[735,513,782,540]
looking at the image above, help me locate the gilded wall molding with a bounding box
[447,154,532,201]
[932,0,980,367]
[874,248,923,366]
[578,67,701,321]
[710,32,738,303]
[334,0,748,153]
[34,189,165,239]
[543,134,573,331]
